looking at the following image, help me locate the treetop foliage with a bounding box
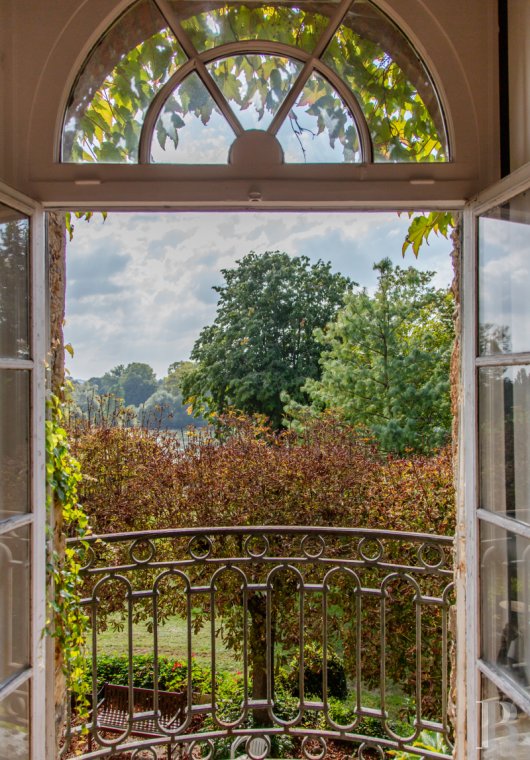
[286,258,454,454]
[74,361,205,430]
[181,251,351,429]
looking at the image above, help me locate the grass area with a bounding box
[88,614,238,671]
[88,618,412,718]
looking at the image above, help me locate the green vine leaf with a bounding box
[46,389,92,719]
[402,211,454,257]
[64,210,107,241]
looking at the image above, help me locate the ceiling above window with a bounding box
[61,0,449,166]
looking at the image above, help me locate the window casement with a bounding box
[0,186,46,760]
[461,166,530,757]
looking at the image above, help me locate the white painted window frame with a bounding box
[0,182,47,760]
[1,145,529,760]
[462,160,530,758]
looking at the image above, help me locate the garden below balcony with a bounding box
[62,526,454,760]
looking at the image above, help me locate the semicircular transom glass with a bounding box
[151,72,236,163]
[61,0,450,166]
[170,1,336,52]
[276,72,361,163]
[322,0,448,162]
[62,0,187,163]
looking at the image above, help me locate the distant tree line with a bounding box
[71,360,205,430]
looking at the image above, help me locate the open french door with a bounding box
[0,183,47,760]
[462,163,530,758]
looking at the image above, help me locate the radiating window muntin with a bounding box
[62,0,449,165]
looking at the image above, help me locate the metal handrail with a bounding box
[63,526,454,759]
[68,524,454,545]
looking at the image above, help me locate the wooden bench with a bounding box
[89,683,187,758]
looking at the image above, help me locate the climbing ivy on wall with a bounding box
[46,391,91,713]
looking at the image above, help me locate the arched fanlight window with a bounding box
[61,0,449,165]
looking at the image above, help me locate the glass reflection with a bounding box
[175,1,334,52]
[322,0,447,162]
[0,526,30,688]
[479,366,530,525]
[0,371,30,522]
[479,192,530,355]
[276,72,360,162]
[62,0,186,163]
[0,679,29,759]
[206,54,303,130]
[0,206,29,359]
[151,73,235,163]
[481,523,530,699]
[481,675,530,759]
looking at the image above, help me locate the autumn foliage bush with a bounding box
[66,411,454,537]
[66,411,455,718]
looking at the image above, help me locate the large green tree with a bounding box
[182,251,351,428]
[289,258,454,453]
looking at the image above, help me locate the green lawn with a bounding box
[87,616,414,725]
[88,614,238,671]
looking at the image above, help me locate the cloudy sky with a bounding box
[479,214,530,354]
[65,211,454,380]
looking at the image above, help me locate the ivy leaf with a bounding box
[402,212,454,258]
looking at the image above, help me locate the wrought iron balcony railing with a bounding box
[63,526,454,759]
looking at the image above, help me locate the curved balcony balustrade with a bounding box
[62,526,454,759]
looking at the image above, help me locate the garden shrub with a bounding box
[67,412,454,538]
[85,654,420,756]
[282,643,348,700]
[84,654,213,695]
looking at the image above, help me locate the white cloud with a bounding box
[65,211,453,379]
[479,216,530,352]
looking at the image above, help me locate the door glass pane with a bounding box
[0,525,30,688]
[478,191,530,355]
[0,371,30,522]
[481,675,530,759]
[0,206,29,359]
[479,366,530,525]
[481,522,530,699]
[0,678,29,760]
